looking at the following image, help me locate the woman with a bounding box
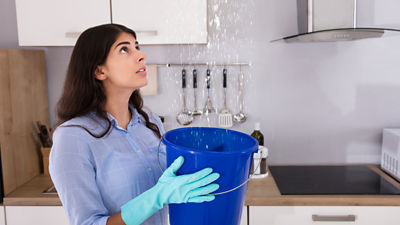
[49,23,220,225]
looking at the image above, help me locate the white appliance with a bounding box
[381,129,400,181]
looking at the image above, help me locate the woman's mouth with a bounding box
[137,67,147,75]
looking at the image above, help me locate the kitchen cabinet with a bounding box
[4,205,243,225]
[112,0,207,45]
[241,206,248,225]
[15,0,110,46]
[0,206,5,225]
[5,206,69,225]
[249,206,400,225]
[4,205,245,225]
[15,0,207,46]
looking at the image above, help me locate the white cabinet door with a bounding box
[241,206,248,225]
[112,0,207,45]
[0,206,5,225]
[250,206,400,225]
[6,206,69,225]
[15,0,110,46]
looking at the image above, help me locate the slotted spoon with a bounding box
[203,68,215,115]
[192,69,202,116]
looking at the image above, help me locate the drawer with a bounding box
[249,206,400,225]
[5,206,69,225]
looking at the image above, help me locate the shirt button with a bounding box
[148,168,152,171]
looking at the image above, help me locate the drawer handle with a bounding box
[312,214,356,222]
[65,32,81,38]
[136,30,158,36]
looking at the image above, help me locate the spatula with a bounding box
[218,68,233,128]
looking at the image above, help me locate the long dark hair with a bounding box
[56,23,161,138]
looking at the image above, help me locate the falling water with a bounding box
[143,0,256,133]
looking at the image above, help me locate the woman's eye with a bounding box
[120,47,128,54]
[136,46,140,50]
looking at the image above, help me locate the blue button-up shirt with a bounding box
[49,107,168,225]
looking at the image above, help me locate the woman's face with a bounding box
[96,32,147,93]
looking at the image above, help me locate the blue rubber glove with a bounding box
[121,156,220,225]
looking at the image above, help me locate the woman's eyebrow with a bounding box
[115,41,130,49]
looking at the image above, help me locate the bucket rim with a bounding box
[161,127,258,155]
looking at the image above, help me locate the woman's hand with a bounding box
[120,156,220,225]
[155,156,220,204]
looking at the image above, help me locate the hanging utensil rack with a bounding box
[150,62,250,67]
[148,62,250,127]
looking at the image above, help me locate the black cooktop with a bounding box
[269,166,400,195]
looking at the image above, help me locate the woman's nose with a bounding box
[137,52,146,63]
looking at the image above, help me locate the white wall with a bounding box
[2,0,400,165]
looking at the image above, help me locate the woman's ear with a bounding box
[95,66,107,81]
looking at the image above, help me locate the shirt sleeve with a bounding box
[49,127,110,225]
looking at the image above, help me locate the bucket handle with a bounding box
[156,137,262,196]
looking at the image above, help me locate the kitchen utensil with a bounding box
[176,69,194,126]
[203,68,215,115]
[192,69,202,116]
[36,121,52,147]
[233,71,247,123]
[218,68,233,128]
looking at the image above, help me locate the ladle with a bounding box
[233,70,247,123]
[176,69,194,125]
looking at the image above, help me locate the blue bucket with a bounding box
[161,127,258,225]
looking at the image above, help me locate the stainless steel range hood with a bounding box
[274,0,400,42]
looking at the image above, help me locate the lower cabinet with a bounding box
[2,205,246,225]
[7,205,399,225]
[4,205,247,225]
[5,206,69,225]
[241,206,248,225]
[249,206,400,225]
[0,206,5,225]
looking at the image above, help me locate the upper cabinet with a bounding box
[15,0,207,46]
[112,0,207,45]
[15,0,110,46]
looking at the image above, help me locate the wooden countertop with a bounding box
[245,165,400,206]
[4,175,61,206]
[3,165,400,206]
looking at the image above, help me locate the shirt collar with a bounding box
[106,105,142,131]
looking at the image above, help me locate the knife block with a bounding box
[40,147,51,176]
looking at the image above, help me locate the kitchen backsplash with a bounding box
[2,0,400,165]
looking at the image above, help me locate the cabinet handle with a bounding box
[136,30,158,36]
[65,30,157,38]
[312,214,356,222]
[65,32,81,38]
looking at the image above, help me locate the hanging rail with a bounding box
[149,62,251,67]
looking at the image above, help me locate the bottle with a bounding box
[250,122,268,177]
